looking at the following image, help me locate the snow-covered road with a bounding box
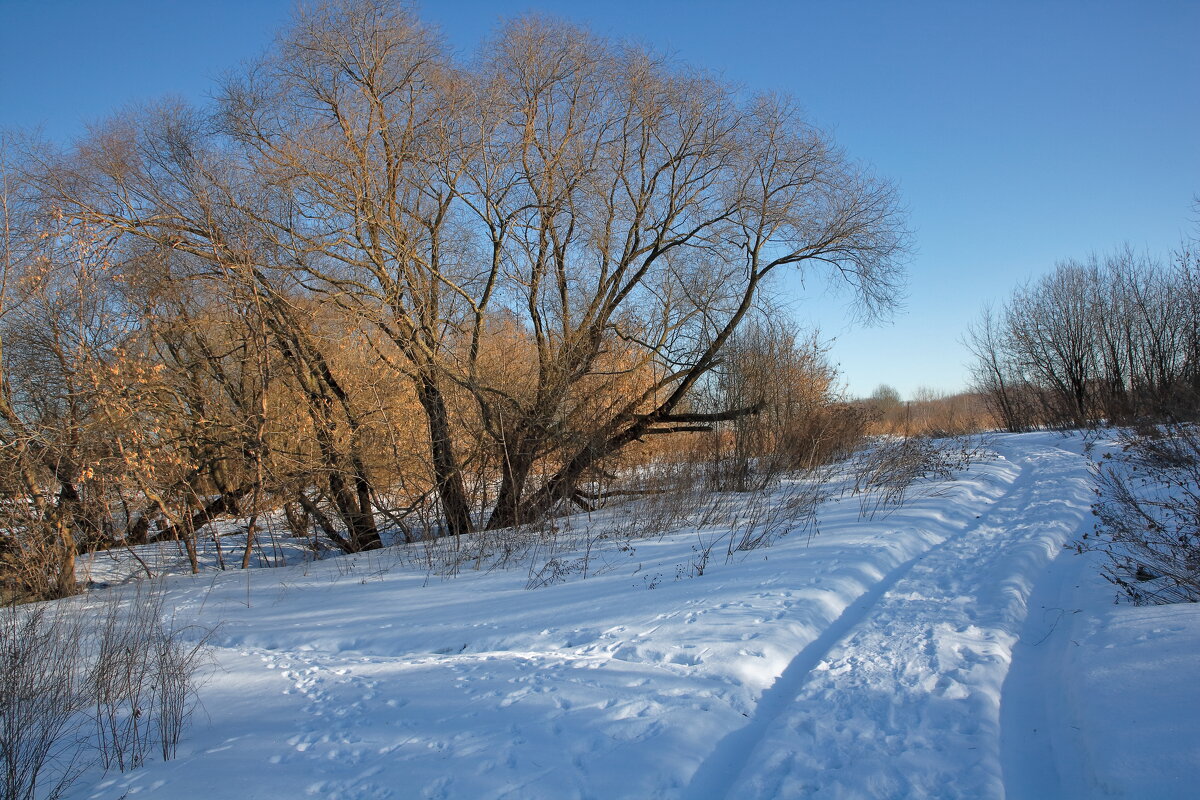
[71,433,1200,799]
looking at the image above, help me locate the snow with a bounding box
[58,432,1200,799]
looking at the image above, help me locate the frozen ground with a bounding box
[64,432,1199,799]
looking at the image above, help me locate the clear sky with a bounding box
[2,0,1196,399]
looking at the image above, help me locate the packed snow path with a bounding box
[684,437,1091,799]
[75,433,1200,800]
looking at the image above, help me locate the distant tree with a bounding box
[870,384,902,407]
[967,241,1200,431]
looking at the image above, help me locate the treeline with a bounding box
[0,1,907,599]
[860,385,996,438]
[966,244,1200,430]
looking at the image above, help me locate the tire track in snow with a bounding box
[999,516,1092,800]
[682,447,1035,799]
[683,438,1093,800]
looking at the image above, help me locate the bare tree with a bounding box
[964,304,1036,431]
[1,134,139,597]
[36,1,907,538]
[968,239,1200,431]
[455,17,907,528]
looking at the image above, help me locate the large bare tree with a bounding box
[41,0,907,537]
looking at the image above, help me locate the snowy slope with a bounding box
[66,432,1200,799]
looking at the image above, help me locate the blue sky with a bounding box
[2,0,1196,399]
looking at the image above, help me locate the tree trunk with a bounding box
[485,437,536,530]
[415,372,473,537]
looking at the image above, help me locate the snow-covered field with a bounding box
[65,432,1200,799]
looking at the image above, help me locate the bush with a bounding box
[90,581,211,770]
[1086,424,1200,603]
[849,433,986,519]
[0,602,88,800]
[0,581,211,799]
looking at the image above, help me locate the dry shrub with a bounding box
[0,601,88,800]
[865,388,997,438]
[90,581,211,770]
[1086,424,1200,603]
[698,323,866,491]
[849,433,986,519]
[776,402,875,470]
[0,581,211,800]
